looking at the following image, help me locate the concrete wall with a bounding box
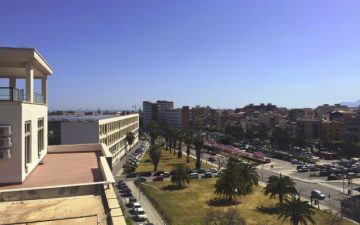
[0,102,47,184]
[0,102,23,184]
[61,122,98,145]
[21,103,48,181]
[0,184,101,202]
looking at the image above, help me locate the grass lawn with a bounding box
[136,148,213,173]
[141,179,356,225]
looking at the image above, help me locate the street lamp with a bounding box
[234,188,238,212]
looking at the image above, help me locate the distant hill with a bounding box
[340,100,360,108]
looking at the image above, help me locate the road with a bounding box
[112,141,166,225]
[189,148,349,211]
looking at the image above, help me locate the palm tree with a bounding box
[177,131,183,158]
[239,163,259,194]
[125,132,135,153]
[215,157,259,201]
[184,131,193,163]
[193,134,204,170]
[172,128,179,156]
[171,163,190,189]
[148,121,160,145]
[163,123,171,150]
[149,144,161,172]
[278,196,315,225]
[264,174,298,204]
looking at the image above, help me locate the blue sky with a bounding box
[1,0,359,110]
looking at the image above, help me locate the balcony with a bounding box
[0,87,45,104]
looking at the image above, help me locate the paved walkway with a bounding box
[126,181,166,225]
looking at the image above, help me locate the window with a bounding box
[38,118,44,157]
[25,121,31,166]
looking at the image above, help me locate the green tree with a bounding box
[149,144,161,172]
[193,134,204,170]
[225,125,245,140]
[271,127,290,147]
[215,157,259,201]
[126,132,135,150]
[264,174,298,204]
[171,163,190,189]
[278,196,315,225]
[148,121,160,145]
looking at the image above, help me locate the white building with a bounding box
[0,47,127,225]
[49,113,139,162]
[0,47,51,184]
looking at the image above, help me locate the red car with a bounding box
[153,176,164,181]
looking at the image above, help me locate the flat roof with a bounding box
[0,152,104,190]
[0,47,53,78]
[48,113,138,122]
[0,195,107,225]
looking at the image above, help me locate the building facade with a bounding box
[0,47,127,225]
[0,47,51,184]
[49,113,139,162]
[296,118,322,140]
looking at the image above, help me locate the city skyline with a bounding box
[1,0,360,109]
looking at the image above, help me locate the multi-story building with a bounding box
[143,101,158,129]
[322,120,344,141]
[163,106,190,131]
[344,111,360,142]
[156,100,174,127]
[49,113,139,162]
[143,100,173,129]
[0,47,126,225]
[296,118,322,140]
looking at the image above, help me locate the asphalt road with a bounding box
[189,148,348,211]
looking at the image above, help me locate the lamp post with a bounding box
[234,188,238,212]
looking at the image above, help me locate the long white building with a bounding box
[49,113,139,162]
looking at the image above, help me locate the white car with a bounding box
[190,173,199,179]
[131,202,141,209]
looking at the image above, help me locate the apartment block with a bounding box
[296,118,322,140]
[143,101,158,128]
[163,106,190,131]
[49,113,139,162]
[0,47,126,225]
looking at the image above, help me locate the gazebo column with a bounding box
[25,62,34,102]
[41,77,47,104]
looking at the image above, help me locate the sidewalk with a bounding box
[126,181,166,225]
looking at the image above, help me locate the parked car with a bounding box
[311,190,326,200]
[122,191,133,197]
[319,170,331,176]
[327,174,342,181]
[153,176,164,181]
[197,169,206,174]
[126,172,137,178]
[131,202,141,209]
[297,165,309,172]
[128,197,137,204]
[162,172,171,178]
[190,173,199,179]
[139,171,152,177]
[202,172,213,178]
[208,157,216,162]
[134,214,148,222]
[153,171,164,176]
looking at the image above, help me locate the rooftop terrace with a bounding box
[0,195,107,225]
[0,152,104,190]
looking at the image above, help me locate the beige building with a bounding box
[49,113,139,162]
[0,47,126,225]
